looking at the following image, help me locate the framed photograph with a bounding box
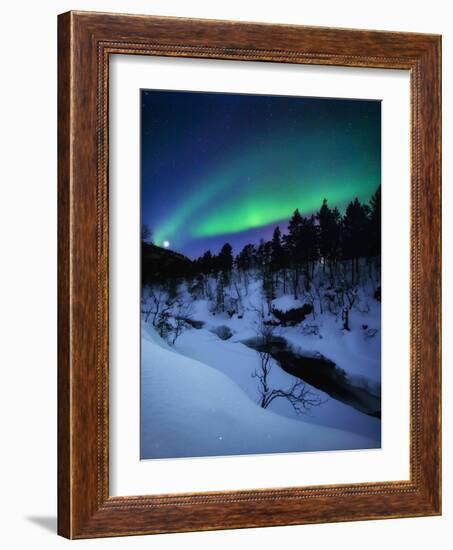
[58,11,441,538]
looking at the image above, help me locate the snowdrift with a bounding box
[141,325,377,459]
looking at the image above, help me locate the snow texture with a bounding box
[141,324,378,459]
[141,260,381,459]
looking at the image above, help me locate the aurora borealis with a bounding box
[141,89,381,259]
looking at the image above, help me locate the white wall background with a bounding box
[0,1,449,548]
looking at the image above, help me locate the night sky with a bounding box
[141,89,381,260]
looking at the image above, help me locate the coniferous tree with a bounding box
[283,209,304,299]
[271,226,286,268]
[300,214,319,288]
[200,250,213,274]
[236,244,256,272]
[331,207,342,257]
[263,240,275,307]
[317,199,341,276]
[215,270,228,312]
[217,243,233,273]
[368,185,381,257]
[342,197,369,284]
[255,239,266,274]
[271,226,284,266]
[285,211,318,293]
[211,243,234,309]
[271,226,287,293]
[235,243,256,288]
[254,239,274,307]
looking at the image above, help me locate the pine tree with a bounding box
[215,270,228,313]
[283,209,304,299]
[271,226,285,268]
[200,250,213,274]
[235,243,256,289]
[271,226,287,293]
[217,243,233,273]
[368,185,381,257]
[211,243,234,310]
[262,240,275,307]
[317,199,341,276]
[300,214,319,287]
[342,198,369,284]
[236,244,255,272]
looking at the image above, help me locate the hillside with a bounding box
[142,242,193,285]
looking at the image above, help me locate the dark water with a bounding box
[243,337,381,419]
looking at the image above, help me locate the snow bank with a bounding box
[141,325,378,459]
[174,326,381,442]
[281,303,381,390]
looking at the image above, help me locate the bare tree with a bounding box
[252,315,324,415]
[252,344,273,408]
[232,272,244,317]
[145,286,175,327]
[141,282,198,345]
[341,284,357,331]
[171,298,194,344]
[259,378,325,415]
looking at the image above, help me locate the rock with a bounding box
[272,304,313,326]
[210,325,234,340]
[182,318,204,329]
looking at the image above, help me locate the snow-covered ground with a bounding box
[141,267,381,459]
[187,280,380,387]
[141,323,378,459]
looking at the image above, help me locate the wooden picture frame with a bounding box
[58,10,441,539]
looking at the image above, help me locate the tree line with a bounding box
[142,186,380,339]
[190,185,380,297]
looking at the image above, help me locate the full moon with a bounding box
[163,240,170,248]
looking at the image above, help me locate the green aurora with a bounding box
[152,136,379,247]
[142,91,381,257]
